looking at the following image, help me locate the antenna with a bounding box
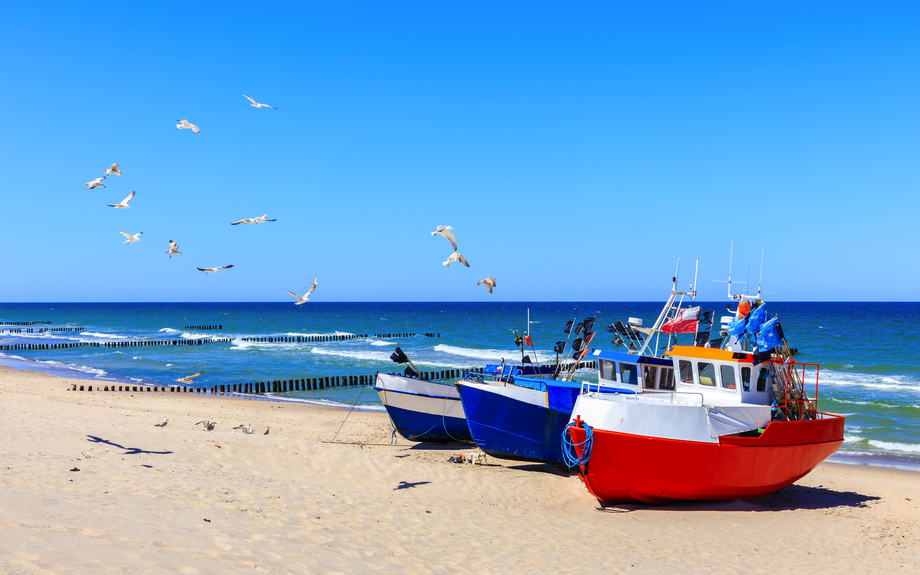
[691,258,699,301]
[757,247,764,298]
[673,257,681,291]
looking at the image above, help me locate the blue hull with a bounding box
[385,403,472,443]
[457,384,571,465]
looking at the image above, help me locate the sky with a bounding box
[1,1,918,302]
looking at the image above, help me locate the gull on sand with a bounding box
[197,265,234,274]
[165,240,182,258]
[284,276,318,306]
[85,177,106,189]
[176,371,204,384]
[233,424,254,434]
[431,225,458,251]
[231,214,276,225]
[196,420,217,431]
[108,190,135,209]
[242,94,277,109]
[105,163,122,176]
[264,427,270,435]
[477,277,496,294]
[443,252,470,267]
[118,231,143,245]
[155,418,168,428]
[176,119,200,134]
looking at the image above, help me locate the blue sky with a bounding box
[1,1,918,302]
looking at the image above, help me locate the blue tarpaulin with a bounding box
[757,317,784,349]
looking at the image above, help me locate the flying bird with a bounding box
[85,177,106,189]
[431,225,458,251]
[108,190,135,209]
[176,119,200,134]
[196,420,217,431]
[154,418,169,428]
[443,252,470,267]
[477,277,496,294]
[197,265,234,274]
[242,94,277,109]
[230,214,276,225]
[284,276,318,306]
[165,240,182,258]
[118,231,143,245]
[105,163,122,176]
[176,371,204,384]
[233,424,254,434]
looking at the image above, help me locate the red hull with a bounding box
[569,416,845,505]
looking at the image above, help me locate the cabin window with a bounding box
[698,362,716,387]
[741,367,751,391]
[643,365,657,389]
[659,367,675,390]
[678,360,694,385]
[720,365,737,390]
[599,359,616,381]
[620,363,638,385]
[756,367,772,392]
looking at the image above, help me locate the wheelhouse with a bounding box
[665,345,774,405]
[592,349,673,393]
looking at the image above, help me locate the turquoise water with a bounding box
[1,301,918,469]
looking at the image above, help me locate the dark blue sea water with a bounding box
[1,302,918,469]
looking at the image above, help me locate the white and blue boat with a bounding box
[374,372,471,443]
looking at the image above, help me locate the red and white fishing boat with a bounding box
[565,258,844,504]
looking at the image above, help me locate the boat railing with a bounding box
[631,389,706,406]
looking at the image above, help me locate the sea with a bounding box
[1,301,918,471]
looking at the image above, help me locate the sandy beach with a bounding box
[0,365,917,574]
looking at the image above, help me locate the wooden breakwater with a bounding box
[184,325,222,330]
[240,334,367,343]
[0,327,84,334]
[372,333,439,338]
[0,321,52,326]
[2,338,232,351]
[2,342,96,351]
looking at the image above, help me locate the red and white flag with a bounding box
[523,335,533,347]
[661,306,701,334]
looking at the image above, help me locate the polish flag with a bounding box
[661,306,701,334]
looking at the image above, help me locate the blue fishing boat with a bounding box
[374,372,471,442]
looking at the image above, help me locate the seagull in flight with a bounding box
[108,190,135,209]
[165,240,182,258]
[242,94,277,109]
[431,225,458,251]
[196,420,217,431]
[443,252,470,267]
[105,163,122,176]
[175,371,204,384]
[197,265,234,274]
[231,214,276,225]
[477,277,496,294]
[118,231,143,245]
[154,418,169,428]
[233,424,254,434]
[176,119,200,134]
[85,177,106,189]
[284,276,318,306]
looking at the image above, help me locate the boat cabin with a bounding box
[591,350,673,393]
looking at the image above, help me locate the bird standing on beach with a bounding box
[431,225,458,251]
[242,94,277,109]
[176,119,200,134]
[230,214,276,225]
[85,177,106,189]
[108,190,135,209]
[233,424,254,434]
[118,231,143,245]
[175,371,204,384]
[197,265,234,274]
[196,420,217,431]
[284,276,318,306]
[165,240,182,258]
[477,277,496,294]
[263,427,270,435]
[443,252,470,267]
[155,418,169,428]
[105,163,122,176]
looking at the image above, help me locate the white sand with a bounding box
[1,364,918,574]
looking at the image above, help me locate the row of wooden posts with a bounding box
[184,325,222,329]
[102,338,232,348]
[0,321,52,325]
[1,342,94,351]
[373,333,439,338]
[241,334,366,343]
[0,327,84,334]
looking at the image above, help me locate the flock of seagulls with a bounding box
[432,225,496,294]
[153,418,269,435]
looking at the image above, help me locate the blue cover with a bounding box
[746,304,768,335]
[757,317,783,350]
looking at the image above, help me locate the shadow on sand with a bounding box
[86,435,174,456]
[596,484,881,513]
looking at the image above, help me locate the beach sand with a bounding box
[0,365,917,574]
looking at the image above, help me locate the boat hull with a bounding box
[375,373,471,442]
[457,381,572,465]
[568,415,845,504]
